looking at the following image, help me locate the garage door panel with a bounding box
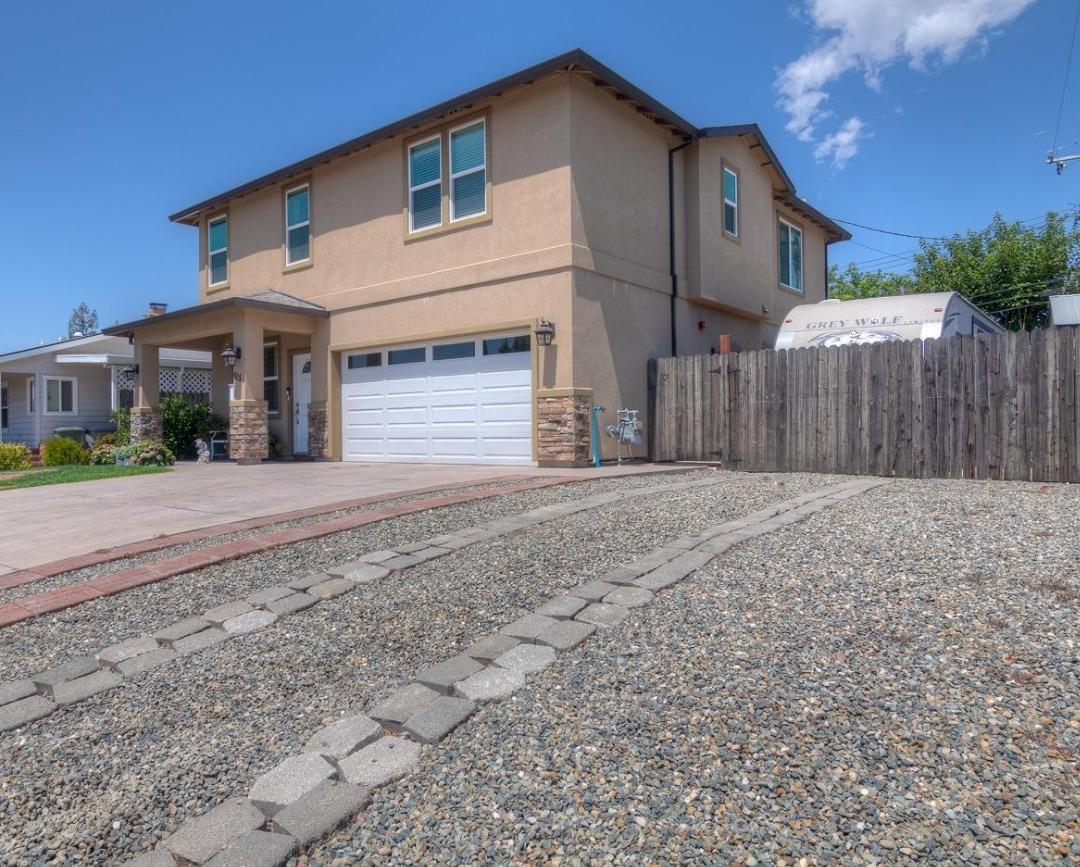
[342,335,532,465]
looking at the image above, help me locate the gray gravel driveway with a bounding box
[306,478,1080,865]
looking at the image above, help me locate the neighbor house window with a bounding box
[263,343,279,413]
[1,383,7,429]
[778,218,803,292]
[408,136,442,232]
[450,120,486,221]
[723,167,739,237]
[285,184,311,265]
[208,215,228,286]
[44,376,77,415]
[26,376,35,414]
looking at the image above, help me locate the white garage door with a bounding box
[341,333,533,465]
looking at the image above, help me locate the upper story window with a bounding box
[723,167,739,238]
[409,136,442,232]
[208,215,228,286]
[778,218,803,292]
[285,184,311,265]
[450,120,487,221]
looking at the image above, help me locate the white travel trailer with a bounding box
[774,292,1003,350]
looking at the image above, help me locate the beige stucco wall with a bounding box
[198,74,573,311]
[685,138,827,324]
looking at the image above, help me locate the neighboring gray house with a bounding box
[0,332,211,448]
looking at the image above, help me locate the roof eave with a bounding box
[169,49,697,226]
[103,297,330,338]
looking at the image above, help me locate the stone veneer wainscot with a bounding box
[537,389,592,467]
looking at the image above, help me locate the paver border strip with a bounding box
[114,476,885,866]
[0,469,698,627]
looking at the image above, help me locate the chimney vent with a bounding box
[148,302,168,317]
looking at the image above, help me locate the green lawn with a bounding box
[0,464,171,491]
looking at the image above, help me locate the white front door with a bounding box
[292,353,312,454]
[340,333,534,465]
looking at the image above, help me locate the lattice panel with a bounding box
[113,365,213,396]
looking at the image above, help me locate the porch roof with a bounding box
[103,290,328,339]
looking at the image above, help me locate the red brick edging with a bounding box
[0,476,576,629]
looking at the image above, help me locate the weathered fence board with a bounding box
[653,330,1080,483]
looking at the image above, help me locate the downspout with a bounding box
[824,243,830,299]
[668,137,692,357]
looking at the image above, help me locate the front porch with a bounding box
[105,291,330,463]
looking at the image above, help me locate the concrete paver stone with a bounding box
[204,830,298,867]
[463,633,520,662]
[203,600,254,625]
[499,613,559,642]
[576,602,630,629]
[534,595,588,619]
[403,696,475,744]
[222,610,278,635]
[245,586,294,607]
[454,667,525,703]
[117,648,179,678]
[265,593,318,616]
[249,753,337,817]
[163,797,266,865]
[52,670,122,705]
[173,627,229,656]
[535,620,596,653]
[271,781,371,848]
[97,636,160,668]
[603,586,654,608]
[0,678,36,707]
[416,655,483,694]
[337,736,421,788]
[494,643,556,676]
[306,578,356,600]
[153,617,211,645]
[303,714,382,760]
[368,682,440,728]
[570,580,619,601]
[31,656,99,690]
[0,695,56,732]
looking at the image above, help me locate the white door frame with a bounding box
[292,353,312,454]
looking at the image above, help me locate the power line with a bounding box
[1052,0,1080,157]
[834,219,951,241]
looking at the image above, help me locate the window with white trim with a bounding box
[263,343,279,413]
[723,167,738,237]
[208,215,228,286]
[408,136,442,231]
[44,376,77,415]
[26,376,35,414]
[450,120,486,221]
[1,382,7,429]
[285,185,311,265]
[778,218,803,292]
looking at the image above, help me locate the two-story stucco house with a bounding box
[104,50,848,466]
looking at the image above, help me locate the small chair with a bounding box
[209,430,230,461]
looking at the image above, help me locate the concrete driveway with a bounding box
[0,461,672,574]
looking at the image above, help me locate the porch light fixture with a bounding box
[535,319,555,347]
[221,345,242,367]
[122,364,139,376]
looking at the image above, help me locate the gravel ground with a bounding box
[0,471,831,865]
[0,472,687,607]
[305,478,1080,866]
[0,469,765,681]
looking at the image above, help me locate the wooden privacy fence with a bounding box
[650,328,1080,482]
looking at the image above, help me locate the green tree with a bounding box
[829,211,1080,330]
[67,302,99,338]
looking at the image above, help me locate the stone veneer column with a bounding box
[129,406,163,444]
[229,400,269,464]
[307,402,328,459]
[536,388,593,468]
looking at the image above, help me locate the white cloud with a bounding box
[813,116,869,168]
[777,0,1035,163]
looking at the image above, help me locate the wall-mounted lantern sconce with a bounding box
[535,319,555,347]
[122,364,140,376]
[221,345,242,368]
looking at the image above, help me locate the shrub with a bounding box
[0,443,32,471]
[162,397,222,459]
[42,437,90,466]
[111,409,131,446]
[120,441,175,467]
[93,432,117,448]
[90,444,118,466]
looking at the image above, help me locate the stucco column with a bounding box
[228,317,268,463]
[130,339,162,444]
[211,336,231,418]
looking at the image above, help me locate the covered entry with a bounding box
[340,332,533,464]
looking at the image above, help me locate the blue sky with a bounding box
[0,0,1071,352]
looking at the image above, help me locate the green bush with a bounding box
[93,432,118,448]
[90,444,118,465]
[111,409,131,446]
[161,397,224,460]
[119,441,175,467]
[42,437,90,466]
[0,443,32,471]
